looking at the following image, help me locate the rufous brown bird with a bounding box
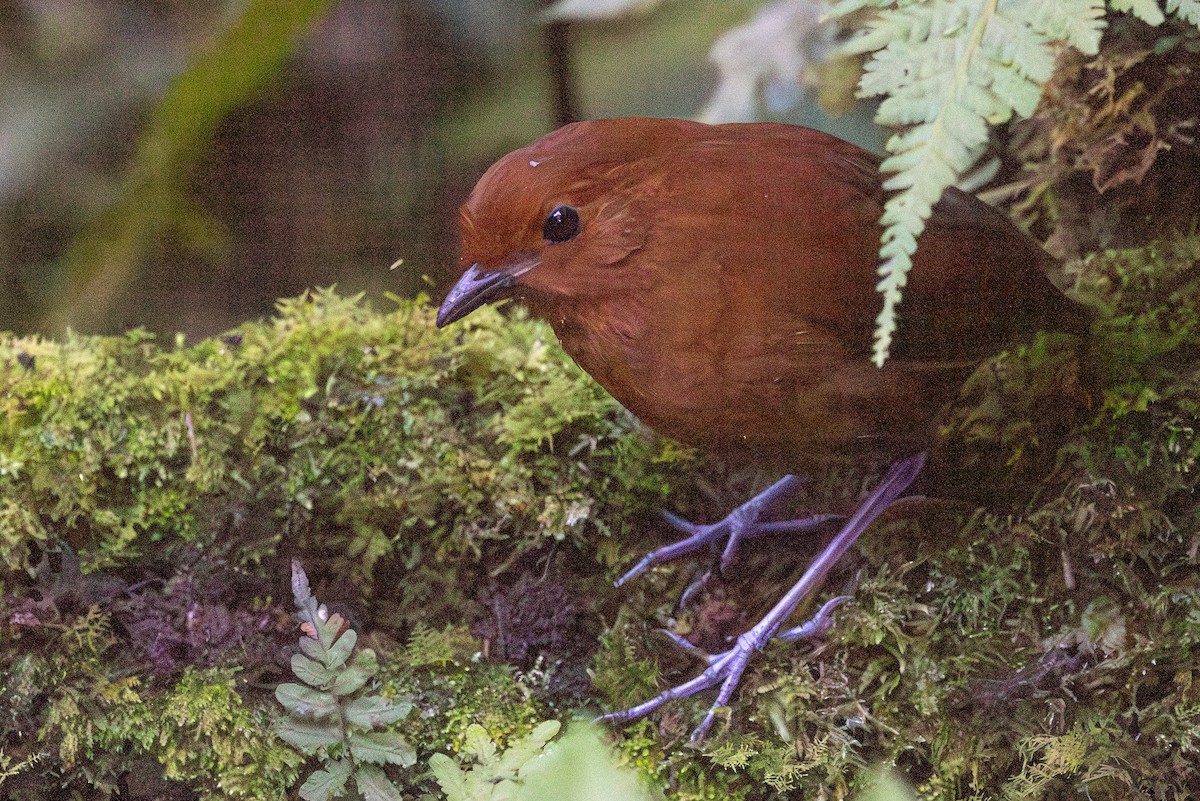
[435,117,1089,740]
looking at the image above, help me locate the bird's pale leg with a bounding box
[600,452,926,741]
[615,475,842,587]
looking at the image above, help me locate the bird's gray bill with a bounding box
[436,264,517,328]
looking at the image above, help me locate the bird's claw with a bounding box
[656,628,721,663]
[621,592,851,739]
[615,475,842,588]
[596,633,756,741]
[777,595,851,642]
[600,594,851,740]
[677,569,715,609]
[599,453,926,741]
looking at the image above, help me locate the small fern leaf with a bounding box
[1016,0,1106,53]
[1110,0,1167,25]
[872,256,906,368]
[1167,0,1200,26]
[824,0,884,18]
[849,1,1004,365]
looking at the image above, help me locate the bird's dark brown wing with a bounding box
[888,186,1089,368]
[774,136,1088,367]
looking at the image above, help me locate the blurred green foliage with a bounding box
[2,0,883,338]
[51,0,333,332]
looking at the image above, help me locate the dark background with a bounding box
[0,0,884,339]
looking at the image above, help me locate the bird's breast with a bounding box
[543,295,937,462]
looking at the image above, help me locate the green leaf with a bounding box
[329,664,371,696]
[349,729,417,767]
[1167,0,1200,26]
[1016,0,1106,54]
[275,683,339,718]
[988,64,1044,117]
[462,723,498,765]
[344,695,414,729]
[291,559,314,608]
[274,717,343,752]
[428,753,467,801]
[517,722,661,801]
[495,719,561,774]
[855,766,919,801]
[298,633,326,661]
[326,628,357,669]
[354,764,406,801]
[299,757,351,801]
[315,611,341,649]
[829,0,1096,365]
[1082,597,1129,656]
[292,653,336,687]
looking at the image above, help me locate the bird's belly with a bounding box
[599,352,939,461]
[552,307,953,461]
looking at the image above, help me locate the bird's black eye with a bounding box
[543,205,581,243]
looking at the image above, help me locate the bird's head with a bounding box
[435,118,701,328]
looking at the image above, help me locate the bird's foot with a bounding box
[599,453,926,741]
[615,474,842,588]
[600,594,849,741]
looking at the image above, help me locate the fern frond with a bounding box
[830,0,1106,366]
[1110,0,1166,25]
[1037,0,1112,51]
[1167,0,1200,26]
[825,0,879,16]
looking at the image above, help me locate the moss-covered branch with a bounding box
[0,239,1197,799]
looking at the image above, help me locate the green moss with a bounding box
[0,289,683,602]
[380,624,547,757]
[0,291,686,798]
[116,668,301,799]
[27,617,300,800]
[1,232,1196,800]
